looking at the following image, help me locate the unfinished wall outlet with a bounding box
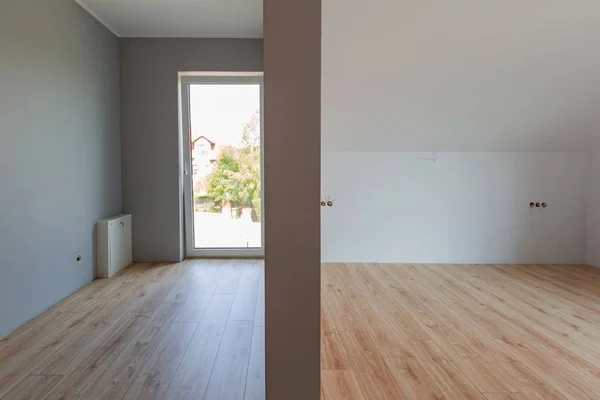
[529,201,548,209]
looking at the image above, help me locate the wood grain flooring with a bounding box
[0,260,264,400]
[321,263,600,400]
[3,261,600,399]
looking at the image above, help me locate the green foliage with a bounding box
[206,147,243,204]
[194,195,219,212]
[205,109,262,221]
[240,110,260,150]
[193,178,208,197]
[251,189,262,223]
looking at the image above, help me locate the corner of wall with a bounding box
[586,148,600,268]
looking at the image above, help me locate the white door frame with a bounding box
[179,72,264,258]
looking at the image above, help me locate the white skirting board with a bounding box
[97,214,132,278]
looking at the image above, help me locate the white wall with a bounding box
[322,152,588,264]
[586,150,600,267]
[321,0,600,264]
[322,0,600,153]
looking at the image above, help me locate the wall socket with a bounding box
[529,202,548,208]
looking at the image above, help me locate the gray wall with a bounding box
[264,0,321,397]
[0,0,121,337]
[120,39,263,262]
[587,148,600,268]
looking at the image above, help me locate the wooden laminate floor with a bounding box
[3,262,600,400]
[321,263,600,400]
[0,260,265,400]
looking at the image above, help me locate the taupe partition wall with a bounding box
[264,0,321,398]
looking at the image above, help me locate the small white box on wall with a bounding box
[97,214,133,278]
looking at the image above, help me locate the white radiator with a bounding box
[97,214,133,278]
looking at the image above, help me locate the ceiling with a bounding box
[75,0,263,38]
[76,0,600,152]
[322,0,600,152]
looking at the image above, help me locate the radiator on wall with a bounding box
[97,214,133,278]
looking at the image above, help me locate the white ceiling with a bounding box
[75,0,263,38]
[76,0,600,151]
[323,0,600,152]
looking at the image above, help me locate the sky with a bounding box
[190,84,260,147]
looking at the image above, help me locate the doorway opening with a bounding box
[180,73,264,258]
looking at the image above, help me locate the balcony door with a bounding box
[180,73,264,257]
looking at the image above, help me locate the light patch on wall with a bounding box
[321,152,587,264]
[322,0,600,152]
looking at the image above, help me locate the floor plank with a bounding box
[82,302,184,399]
[4,261,600,400]
[407,340,483,400]
[321,272,364,332]
[383,357,446,400]
[202,320,253,400]
[321,370,366,400]
[321,331,352,370]
[214,260,244,295]
[41,312,150,399]
[1,375,63,400]
[228,262,261,321]
[0,312,73,364]
[484,394,527,400]
[164,294,235,400]
[253,269,265,327]
[489,361,568,400]
[123,322,197,400]
[0,303,111,399]
[174,265,224,323]
[340,330,407,400]
[244,326,266,400]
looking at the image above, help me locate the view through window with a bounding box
[189,83,262,250]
